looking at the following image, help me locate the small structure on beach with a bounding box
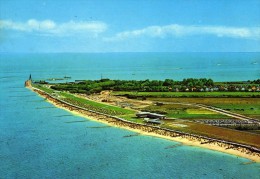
[143,118,164,124]
[136,112,166,119]
[136,112,165,124]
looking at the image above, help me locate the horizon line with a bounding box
[1,51,260,54]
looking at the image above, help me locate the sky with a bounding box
[0,0,260,53]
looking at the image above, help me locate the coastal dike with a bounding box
[25,79,260,162]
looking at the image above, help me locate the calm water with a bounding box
[1,52,260,82]
[0,53,260,178]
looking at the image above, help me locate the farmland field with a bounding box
[113,91,260,98]
[161,120,260,148]
[149,98,260,119]
[143,103,230,119]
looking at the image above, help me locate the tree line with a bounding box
[49,78,259,94]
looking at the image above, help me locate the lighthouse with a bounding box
[25,74,32,87]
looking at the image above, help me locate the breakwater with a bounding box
[26,81,260,159]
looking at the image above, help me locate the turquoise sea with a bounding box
[0,53,260,178]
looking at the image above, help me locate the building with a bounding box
[136,112,166,119]
[143,118,164,124]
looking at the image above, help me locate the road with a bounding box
[159,101,260,124]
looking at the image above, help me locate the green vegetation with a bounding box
[60,92,135,116]
[32,83,260,148]
[50,78,214,93]
[113,91,260,98]
[49,78,260,94]
[120,115,144,124]
[143,103,230,119]
[33,83,135,116]
[32,84,54,94]
[150,98,260,119]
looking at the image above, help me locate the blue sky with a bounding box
[0,0,260,52]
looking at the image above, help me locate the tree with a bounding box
[163,79,174,86]
[206,79,214,86]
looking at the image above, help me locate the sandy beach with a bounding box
[28,85,260,162]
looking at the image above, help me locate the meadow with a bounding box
[113,91,260,98]
[149,97,260,119]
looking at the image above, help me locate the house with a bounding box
[136,112,166,120]
[191,87,196,92]
[33,80,48,84]
[213,87,219,91]
[75,80,85,84]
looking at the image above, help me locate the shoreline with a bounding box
[27,85,260,162]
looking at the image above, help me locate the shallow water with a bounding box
[0,53,260,178]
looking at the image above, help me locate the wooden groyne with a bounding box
[26,81,260,157]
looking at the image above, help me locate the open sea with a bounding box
[0,52,260,178]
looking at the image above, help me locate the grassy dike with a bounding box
[32,84,137,121]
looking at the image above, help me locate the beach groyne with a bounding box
[25,80,260,161]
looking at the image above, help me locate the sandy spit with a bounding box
[28,86,260,162]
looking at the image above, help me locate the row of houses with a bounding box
[173,85,260,92]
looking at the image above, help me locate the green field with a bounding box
[143,103,230,119]
[150,97,260,119]
[32,84,55,94]
[60,92,135,116]
[113,91,260,98]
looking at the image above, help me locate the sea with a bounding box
[0,52,259,178]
